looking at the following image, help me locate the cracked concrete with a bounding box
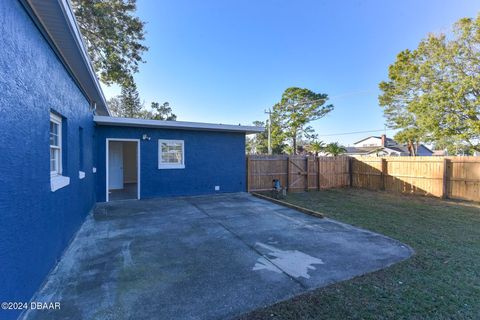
[23,193,413,320]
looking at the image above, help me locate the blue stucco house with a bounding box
[0,1,261,319]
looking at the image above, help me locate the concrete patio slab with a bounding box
[23,193,413,320]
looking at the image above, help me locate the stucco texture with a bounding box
[0,1,96,319]
[95,126,247,201]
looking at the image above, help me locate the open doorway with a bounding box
[106,139,140,201]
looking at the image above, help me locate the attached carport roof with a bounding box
[22,0,109,115]
[94,116,265,134]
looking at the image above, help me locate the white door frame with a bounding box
[108,141,124,190]
[106,138,140,202]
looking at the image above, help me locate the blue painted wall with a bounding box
[95,126,246,201]
[0,1,96,319]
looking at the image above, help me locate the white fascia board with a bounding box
[94,116,265,134]
[58,0,110,116]
[25,0,110,116]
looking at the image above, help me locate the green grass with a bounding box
[240,188,480,320]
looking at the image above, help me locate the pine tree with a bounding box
[273,87,333,154]
[120,79,142,118]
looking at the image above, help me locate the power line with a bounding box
[316,128,395,137]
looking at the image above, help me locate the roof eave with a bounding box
[353,136,375,145]
[93,116,264,134]
[22,0,110,116]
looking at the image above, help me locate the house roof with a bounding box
[21,0,109,116]
[345,146,379,154]
[418,144,433,153]
[345,146,409,155]
[353,136,396,145]
[94,116,265,134]
[383,146,408,153]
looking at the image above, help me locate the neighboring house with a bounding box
[0,1,262,319]
[414,144,434,156]
[345,135,433,157]
[432,150,448,156]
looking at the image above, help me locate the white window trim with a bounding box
[158,139,185,169]
[49,112,70,192]
[50,113,62,176]
[51,175,70,192]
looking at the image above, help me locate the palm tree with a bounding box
[284,145,294,155]
[324,142,347,156]
[307,140,326,156]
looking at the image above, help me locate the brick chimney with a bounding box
[381,134,386,147]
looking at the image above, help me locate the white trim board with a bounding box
[23,0,109,115]
[158,139,185,169]
[94,116,264,134]
[105,138,140,202]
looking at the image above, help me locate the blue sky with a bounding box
[101,0,480,146]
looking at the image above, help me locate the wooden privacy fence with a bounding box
[246,155,350,192]
[247,155,480,202]
[351,156,480,201]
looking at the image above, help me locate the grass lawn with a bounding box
[240,188,480,320]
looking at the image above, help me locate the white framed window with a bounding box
[158,139,185,169]
[50,113,62,176]
[49,112,70,192]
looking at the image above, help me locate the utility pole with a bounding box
[264,109,272,155]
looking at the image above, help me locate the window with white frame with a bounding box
[158,139,185,169]
[50,113,62,176]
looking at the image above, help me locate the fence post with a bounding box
[348,157,353,187]
[305,157,309,191]
[246,155,251,192]
[317,157,321,190]
[380,158,387,190]
[442,158,449,199]
[286,156,290,191]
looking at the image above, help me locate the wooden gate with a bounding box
[288,156,308,191]
[247,155,350,192]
